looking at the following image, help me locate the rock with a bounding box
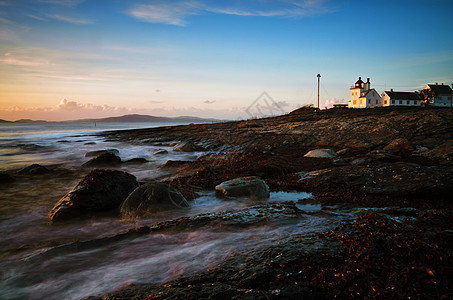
[383,138,414,151]
[336,148,352,156]
[48,169,139,222]
[173,142,202,152]
[120,182,189,217]
[304,149,338,158]
[0,172,15,183]
[215,176,270,200]
[17,164,51,175]
[84,142,97,145]
[154,149,169,155]
[82,153,122,167]
[85,149,119,158]
[123,158,148,165]
[350,158,372,166]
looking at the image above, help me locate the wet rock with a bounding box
[82,152,122,167]
[383,138,414,151]
[48,169,139,222]
[123,158,148,165]
[85,149,119,158]
[0,172,15,183]
[154,149,168,155]
[17,164,51,175]
[121,182,189,217]
[304,149,338,158]
[84,142,96,145]
[350,157,372,165]
[215,176,270,200]
[17,143,45,151]
[173,142,202,152]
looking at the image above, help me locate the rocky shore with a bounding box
[84,107,452,299]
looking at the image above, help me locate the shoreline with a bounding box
[89,107,452,299]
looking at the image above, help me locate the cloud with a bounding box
[204,100,216,104]
[58,98,129,113]
[129,1,202,26]
[128,0,332,25]
[51,14,93,24]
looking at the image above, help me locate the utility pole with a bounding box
[317,74,321,110]
[451,83,452,108]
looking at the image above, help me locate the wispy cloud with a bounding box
[129,1,202,26]
[51,14,93,24]
[128,0,333,26]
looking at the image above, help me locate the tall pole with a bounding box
[317,74,321,110]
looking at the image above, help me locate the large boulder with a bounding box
[120,182,189,217]
[0,172,15,184]
[48,169,139,222]
[215,176,270,200]
[304,149,338,158]
[82,152,122,167]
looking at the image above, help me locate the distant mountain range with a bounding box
[0,114,220,123]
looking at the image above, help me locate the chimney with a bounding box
[390,88,393,92]
[367,78,370,83]
[441,83,444,85]
[435,82,438,85]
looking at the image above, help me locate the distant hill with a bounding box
[66,114,220,123]
[0,119,11,123]
[14,119,47,123]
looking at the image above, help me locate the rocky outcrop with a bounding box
[215,176,270,200]
[173,142,202,152]
[383,138,414,151]
[121,182,189,217]
[17,164,51,175]
[48,169,139,222]
[304,149,338,158]
[82,152,122,167]
[85,149,119,157]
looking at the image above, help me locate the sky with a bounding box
[1,0,452,121]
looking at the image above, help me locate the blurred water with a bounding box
[0,122,350,300]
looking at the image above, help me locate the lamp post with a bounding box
[317,74,321,110]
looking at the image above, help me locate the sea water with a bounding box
[0,122,355,300]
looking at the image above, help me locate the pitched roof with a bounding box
[427,84,453,95]
[384,91,421,101]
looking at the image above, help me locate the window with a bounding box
[392,100,395,105]
[376,99,378,104]
[353,100,356,105]
[407,101,410,105]
[384,100,388,105]
[399,100,402,105]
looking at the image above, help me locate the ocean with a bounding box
[0,122,348,299]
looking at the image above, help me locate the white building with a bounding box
[348,77,382,108]
[381,89,421,107]
[422,83,453,107]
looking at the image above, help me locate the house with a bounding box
[421,83,453,107]
[381,89,421,107]
[348,77,382,108]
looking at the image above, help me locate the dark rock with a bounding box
[173,142,202,152]
[154,149,168,155]
[123,158,148,165]
[17,164,51,175]
[85,149,119,158]
[48,169,139,222]
[121,182,189,217]
[17,144,44,151]
[383,138,414,151]
[0,172,15,183]
[84,142,97,145]
[336,148,352,156]
[82,153,122,167]
[215,176,270,200]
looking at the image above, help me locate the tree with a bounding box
[419,89,435,106]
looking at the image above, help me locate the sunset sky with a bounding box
[1,0,452,121]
